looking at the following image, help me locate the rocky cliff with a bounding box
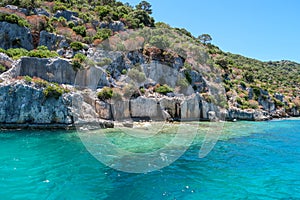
[0,2,299,129]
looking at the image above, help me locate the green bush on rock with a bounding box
[0,13,30,27]
[97,87,113,101]
[70,42,84,51]
[43,83,69,99]
[28,46,59,58]
[154,84,174,95]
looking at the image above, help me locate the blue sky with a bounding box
[121,0,300,63]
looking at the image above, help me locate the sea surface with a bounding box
[0,119,299,200]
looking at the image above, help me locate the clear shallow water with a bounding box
[0,119,299,199]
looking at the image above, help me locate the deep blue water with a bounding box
[0,119,299,199]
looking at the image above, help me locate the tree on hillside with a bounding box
[198,33,212,44]
[135,1,152,14]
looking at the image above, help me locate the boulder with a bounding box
[99,21,125,32]
[33,8,50,17]
[39,31,67,50]
[274,93,284,102]
[0,21,34,50]
[208,111,217,121]
[54,10,82,25]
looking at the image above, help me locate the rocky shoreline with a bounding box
[0,53,299,130]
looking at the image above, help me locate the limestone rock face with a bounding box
[111,100,131,120]
[39,31,67,50]
[130,97,162,120]
[186,70,207,92]
[54,10,81,24]
[18,57,76,84]
[142,62,183,88]
[99,21,125,32]
[180,94,201,120]
[258,97,276,112]
[0,82,72,125]
[0,22,34,50]
[88,49,126,80]
[74,66,109,89]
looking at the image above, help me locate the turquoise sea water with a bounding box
[0,119,299,199]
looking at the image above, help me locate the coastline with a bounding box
[1,116,298,130]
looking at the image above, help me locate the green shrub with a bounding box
[140,87,145,94]
[240,81,247,88]
[23,75,32,83]
[0,48,6,54]
[123,84,135,98]
[79,13,91,23]
[93,28,112,40]
[128,68,146,83]
[274,98,285,108]
[236,97,243,105]
[0,64,6,73]
[53,4,67,12]
[154,84,174,95]
[33,77,49,87]
[0,13,30,27]
[72,53,87,70]
[72,26,86,37]
[73,53,87,62]
[248,100,259,109]
[149,35,170,49]
[58,16,67,26]
[97,87,113,101]
[70,42,84,51]
[43,83,68,99]
[37,46,48,51]
[72,60,82,71]
[97,57,112,67]
[184,71,192,84]
[121,69,127,74]
[177,78,189,89]
[6,48,29,59]
[244,72,254,83]
[252,87,261,97]
[68,21,75,28]
[28,49,58,58]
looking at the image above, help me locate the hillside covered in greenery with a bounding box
[0,0,299,124]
